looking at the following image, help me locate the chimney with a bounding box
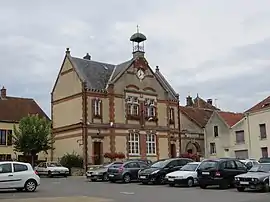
[83,53,91,60]
[186,95,193,106]
[1,86,6,99]
[155,66,159,72]
[207,99,213,105]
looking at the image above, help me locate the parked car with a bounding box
[35,162,69,177]
[0,161,40,192]
[86,162,123,181]
[107,160,148,183]
[239,159,259,170]
[165,162,201,187]
[197,158,247,189]
[138,158,194,185]
[234,163,270,192]
[259,157,270,163]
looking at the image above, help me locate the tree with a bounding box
[13,114,54,166]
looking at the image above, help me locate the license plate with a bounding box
[87,174,91,176]
[168,178,174,181]
[202,172,209,175]
[140,176,146,179]
[109,174,114,177]
[240,181,249,185]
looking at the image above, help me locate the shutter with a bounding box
[7,130,12,146]
[99,100,103,117]
[91,99,95,118]
[172,108,175,121]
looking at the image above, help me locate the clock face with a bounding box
[137,69,145,80]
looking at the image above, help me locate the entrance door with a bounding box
[170,144,176,158]
[93,142,102,165]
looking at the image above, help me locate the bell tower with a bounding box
[130,25,147,58]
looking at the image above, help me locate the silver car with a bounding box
[234,163,270,192]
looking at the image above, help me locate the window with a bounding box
[214,126,218,137]
[13,163,28,172]
[210,143,216,154]
[0,154,11,161]
[0,163,12,173]
[146,134,156,155]
[235,161,246,170]
[225,161,236,169]
[126,96,139,116]
[169,107,175,124]
[145,98,156,118]
[261,147,268,157]
[0,129,6,145]
[259,124,267,139]
[128,133,140,155]
[93,99,102,117]
[125,162,140,168]
[235,130,245,144]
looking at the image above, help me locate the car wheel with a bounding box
[156,175,165,185]
[102,173,109,181]
[187,178,194,187]
[123,174,131,183]
[48,171,53,178]
[24,180,37,192]
[263,181,269,192]
[199,184,207,189]
[237,187,245,192]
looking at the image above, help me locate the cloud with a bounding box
[0,0,270,116]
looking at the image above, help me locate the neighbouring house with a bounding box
[51,30,188,166]
[205,110,243,158]
[0,86,49,161]
[230,96,270,159]
[179,95,216,157]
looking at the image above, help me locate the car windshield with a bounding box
[249,164,270,172]
[47,162,62,167]
[151,160,168,168]
[180,163,199,171]
[198,161,218,170]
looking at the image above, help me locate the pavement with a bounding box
[0,177,270,202]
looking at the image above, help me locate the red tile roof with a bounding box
[0,96,49,123]
[218,111,244,127]
[180,106,214,128]
[245,95,270,113]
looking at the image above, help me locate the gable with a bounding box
[180,111,203,133]
[112,57,177,100]
[207,112,229,129]
[52,56,82,100]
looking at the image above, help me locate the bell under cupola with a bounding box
[130,25,147,58]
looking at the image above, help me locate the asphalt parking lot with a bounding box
[0,177,270,202]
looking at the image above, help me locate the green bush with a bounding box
[60,152,83,169]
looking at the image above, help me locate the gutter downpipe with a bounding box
[203,127,207,159]
[246,113,252,158]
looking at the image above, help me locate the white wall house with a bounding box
[204,111,243,158]
[231,96,270,159]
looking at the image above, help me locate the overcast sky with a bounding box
[1,0,270,116]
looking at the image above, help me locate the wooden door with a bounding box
[93,142,102,165]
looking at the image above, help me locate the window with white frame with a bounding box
[146,134,156,155]
[145,98,156,117]
[126,96,139,116]
[128,132,140,155]
[93,99,101,116]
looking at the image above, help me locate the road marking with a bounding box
[120,191,135,195]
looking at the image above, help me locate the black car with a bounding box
[107,160,148,183]
[128,159,153,165]
[197,158,247,189]
[138,158,194,185]
[259,157,270,163]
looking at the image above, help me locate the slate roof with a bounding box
[218,111,244,127]
[68,54,178,100]
[0,93,49,123]
[180,106,214,128]
[245,95,270,113]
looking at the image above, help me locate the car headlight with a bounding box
[252,178,258,181]
[151,170,159,174]
[235,177,239,181]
